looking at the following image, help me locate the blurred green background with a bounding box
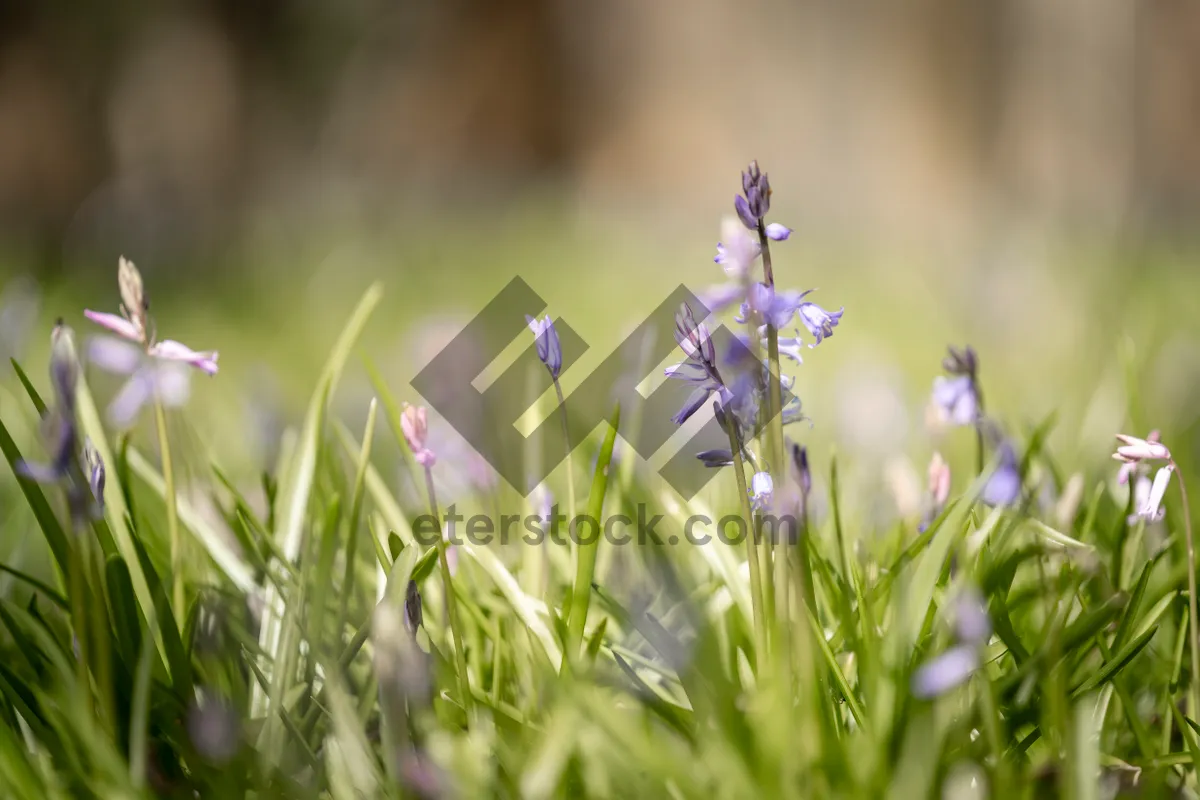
[2,0,1200,523]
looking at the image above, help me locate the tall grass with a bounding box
[0,281,1193,799]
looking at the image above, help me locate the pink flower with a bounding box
[1113,433,1171,465]
[401,404,436,467]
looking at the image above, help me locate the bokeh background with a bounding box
[2,0,1200,525]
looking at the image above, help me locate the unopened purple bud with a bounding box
[697,448,734,468]
[734,194,757,230]
[764,223,792,241]
[525,315,563,378]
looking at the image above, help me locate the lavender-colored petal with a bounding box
[83,310,142,343]
[912,645,979,699]
[672,386,712,426]
[16,459,65,484]
[932,375,977,426]
[696,282,745,315]
[87,336,143,376]
[765,223,792,241]
[526,315,562,377]
[797,301,843,345]
[981,443,1021,506]
[664,361,709,383]
[1138,465,1174,522]
[151,339,219,376]
[108,373,152,429]
[155,362,193,408]
[734,194,757,229]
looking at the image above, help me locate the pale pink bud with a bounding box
[928,451,951,507]
[401,404,436,467]
[1113,434,1171,464]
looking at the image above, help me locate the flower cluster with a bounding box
[1113,432,1174,522]
[85,257,218,427]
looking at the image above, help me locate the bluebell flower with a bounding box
[734,160,772,229]
[17,323,80,485]
[525,314,563,378]
[87,337,194,429]
[695,282,746,315]
[714,217,760,279]
[764,223,792,241]
[750,471,774,512]
[696,449,734,468]
[981,442,1021,506]
[931,374,978,427]
[776,329,806,364]
[795,294,844,345]
[665,303,729,425]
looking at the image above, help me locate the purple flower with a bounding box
[734,160,773,229]
[714,217,760,279]
[87,337,193,429]
[665,303,728,425]
[931,375,978,427]
[737,286,843,343]
[695,282,746,315]
[796,294,844,345]
[981,442,1021,507]
[696,449,734,468]
[764,223,792,241]
[84,258,218,426]
[17,324,80,484]
[912,645,980,699]
[401,404,437,468]
[525,315,562,378]
[776,329,806,364]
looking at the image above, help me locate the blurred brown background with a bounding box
[3,0,1199,279]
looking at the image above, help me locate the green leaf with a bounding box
[564,403,619,670]
[0,415,70,576]
[253,283,382,720]
[10,359,46,416]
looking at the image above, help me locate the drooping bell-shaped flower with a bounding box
[525,314,562,378]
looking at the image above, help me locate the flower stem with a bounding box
[423,466,472,724]
[1172,461,1200,723]
[727,424,769,663]
[153,399,183,619]
[553,377,579,619]
[757,220,791,662]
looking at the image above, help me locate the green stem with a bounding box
[424,466,472,724]
[553,378,577,550]
[153,399,183,619]
[727,423,768,662]
[564,405,619,671]
[1173,461,1200,725]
